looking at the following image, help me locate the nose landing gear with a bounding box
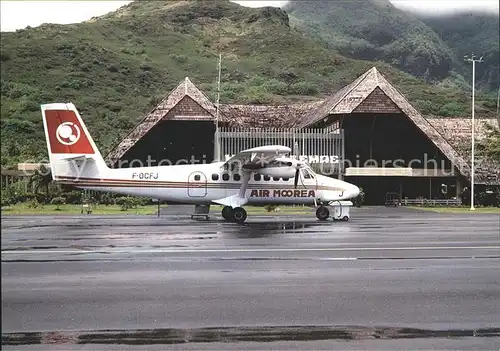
[316,201,352,221]
[316,205,330,221]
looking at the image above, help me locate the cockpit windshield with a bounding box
[301,168,314,179]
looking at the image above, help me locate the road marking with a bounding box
[1,246,499,254]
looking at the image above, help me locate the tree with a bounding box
[477,122,500,160]
[28,164,53,195]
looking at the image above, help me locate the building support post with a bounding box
[339,129,345,180]
[429,178,432,200]
[399,181,402,203]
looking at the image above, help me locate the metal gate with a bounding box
[215,126,344,177]
[187,171,207,197]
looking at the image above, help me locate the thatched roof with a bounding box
[297,67,474,180]
[105,67,500,185]
[106,77,217,164]
[218,101,323,128]
[429,117,500,185]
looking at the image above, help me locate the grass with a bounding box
[408,206,500,214]
[1,203,314,216]
[1,203,159,215]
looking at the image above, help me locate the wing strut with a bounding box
[212,170,252,208]
[239,170,251,198]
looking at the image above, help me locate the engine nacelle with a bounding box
[255,166,297,179]
[252,157,302,179]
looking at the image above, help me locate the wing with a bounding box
[222,145,291,170]
[212,145,291,208]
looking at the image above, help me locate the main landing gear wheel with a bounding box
[316,206,330,221]
[232,207,247,224]
[221,206,234,221]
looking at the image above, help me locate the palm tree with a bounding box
[28,164,53,195]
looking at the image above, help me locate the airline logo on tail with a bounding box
[56,122,80,145]
[44,109,94,154]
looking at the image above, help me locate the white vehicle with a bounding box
[41,103,360,223]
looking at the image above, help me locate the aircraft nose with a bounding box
[341,182,360,199]
[350,185,360,199]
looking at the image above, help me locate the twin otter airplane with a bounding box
[41,103,360,223]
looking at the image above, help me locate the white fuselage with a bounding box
[56,162,359,205]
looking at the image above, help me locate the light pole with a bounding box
[213,53,222,162]
[464,54,483,211]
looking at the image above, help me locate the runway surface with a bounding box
[2,206,500,350]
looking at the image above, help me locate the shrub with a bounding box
[27,198,41,209]
[263,79,288,95]
[243,86,273,104]
[437,101,466,117]
[353,187,365,207]
[1,193,16,207]
[415,100,437,115]
[288,81,318,95]
[170,54,188,63]
[62,190,83,204]
[99,192,117,205]
[50,196,66,210]
[265,204,278,212]
[114,196,144,210]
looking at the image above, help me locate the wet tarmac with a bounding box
[2,206,500,350]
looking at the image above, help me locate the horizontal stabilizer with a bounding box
[212,194,249,208]
[61,155,95,162]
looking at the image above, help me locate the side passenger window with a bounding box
[222,173,230,181]
[254,174,261,181]
[212,174,219,181]
[264,175,270,181]
[194,175,200,181]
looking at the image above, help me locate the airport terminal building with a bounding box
[103,67,499,205]
[4,67,498,205]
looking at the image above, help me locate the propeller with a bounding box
[273,156,306,189]
[294,168,300,189]
[293,160,306,189]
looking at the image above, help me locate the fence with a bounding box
[215,127,345,176]
[399,198,463,206]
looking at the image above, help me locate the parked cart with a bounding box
[328,201,353,221]
[385,192,400,207]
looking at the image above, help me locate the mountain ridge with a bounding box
[284,0,498,90]
[0,0,497,167]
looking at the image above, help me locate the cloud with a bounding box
[231,1,288,8]
[0,1,132,32]
[1,0,498,32]
[390,0,499,15]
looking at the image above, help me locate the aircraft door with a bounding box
[187,171,207,197]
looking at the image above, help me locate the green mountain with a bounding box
[285,0,455,80]
[285,0,499,93]
[0,0,497,167]
[416,12,499,91]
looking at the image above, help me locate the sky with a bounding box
[1,0,498,32]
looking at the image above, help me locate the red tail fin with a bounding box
[43,105,95,155]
